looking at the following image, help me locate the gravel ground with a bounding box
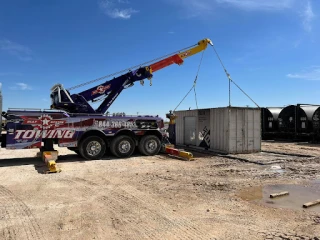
[0,141,319,240]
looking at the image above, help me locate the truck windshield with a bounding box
[51,91,60,106]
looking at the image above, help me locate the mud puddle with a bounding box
[238,180,320,213]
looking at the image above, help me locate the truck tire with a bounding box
[79,136,106,160]
[110,135,135,158]
[138,135,161,156]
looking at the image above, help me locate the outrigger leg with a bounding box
[39,139,61,173]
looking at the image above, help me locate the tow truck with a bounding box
[0,38,213,169]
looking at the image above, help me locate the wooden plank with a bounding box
[270,191,289,198]
[303,199,320,208]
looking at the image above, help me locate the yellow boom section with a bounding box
[178,38,213,60]
[149,38,213,73]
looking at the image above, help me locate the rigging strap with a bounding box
[211,45,260,108]
[173,50,205,111]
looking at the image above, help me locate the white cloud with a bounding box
[287,66,320,80]
[216,0,315,32]
[167,0,315,32]
[216,0,294,11]
[109,8,138,19]
[300,0,315,32]
[10,83,32,90]
[168,0,293,17]
[99,0,138,19]
[0,39,33,61]
[117,0,129,3]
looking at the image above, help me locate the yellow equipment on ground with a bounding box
[162,144,194,161]
[41,151,61,173]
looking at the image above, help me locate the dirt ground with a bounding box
[0,141,319,240]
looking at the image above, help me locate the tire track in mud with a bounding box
[0,186,45,240]
[0,205,18,240]
[58,176,215,239]
[100,193,165,240]
[56,178,95,199]
[59,176,194,239]
[55,177,107,240]
[99,186,214,240]
[121,185,214,239]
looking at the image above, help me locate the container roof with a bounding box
[174,106,261,112]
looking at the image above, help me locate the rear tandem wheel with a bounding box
[138,135,161,156]
[110,135,136,158]
[79,136,106,160]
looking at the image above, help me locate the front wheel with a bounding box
[110,135,135,158]
[79,136,106,160]
[138,135,161,156]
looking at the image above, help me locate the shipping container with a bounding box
[174,107,261,154]
[175,108,200,147]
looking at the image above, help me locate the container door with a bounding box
[237,109,245,152]
[198,110,210,148]
[246,109,254,153]
[184,116,196,146]
[229,109,244,153]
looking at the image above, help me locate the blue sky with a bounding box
[0,0,319,120]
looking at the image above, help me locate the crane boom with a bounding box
[150,38,212,73]
[50,38,213,114]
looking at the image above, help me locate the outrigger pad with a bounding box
[41,151,61,174]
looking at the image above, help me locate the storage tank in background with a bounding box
[278,105,299,136]
[261,107,283,139]
[278,105,320,139]
[312,107,320,135]
[299,105,320,135]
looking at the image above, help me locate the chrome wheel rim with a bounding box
[146,139,157,152]
[118,140,131,154]
[86,141,102,157]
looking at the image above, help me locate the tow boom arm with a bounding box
[50,38,213,114]
[150,38,212,73]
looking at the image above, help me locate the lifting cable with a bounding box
[173,43,260,113]
[211,46,260,108]
[67,44,197,91]
[173,50,205,112]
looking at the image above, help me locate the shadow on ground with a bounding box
[0,152,133,168]
[0,150,202,174]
